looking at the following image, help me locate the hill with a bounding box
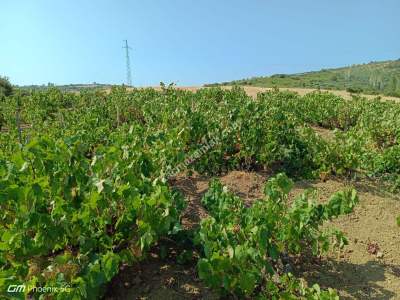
[18,83,114,92]
[206,59,400,97]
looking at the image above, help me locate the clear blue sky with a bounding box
[1,0,399,86]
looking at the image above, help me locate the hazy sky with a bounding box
[1,0,399,86]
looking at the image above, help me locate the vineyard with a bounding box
[0,86,399,299]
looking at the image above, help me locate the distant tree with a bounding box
[389,76,395,92]
[346,87,363,94]
[397,76,400,92]
[0,76,13,98]
[378,76,384,90]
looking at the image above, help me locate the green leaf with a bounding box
[268,244,279,260]
[140,232,153,251]
[94,179,105,193]
[227,245,234,258]
[197,259,212,280]
[239,272,256,295]
[101,252,120,281]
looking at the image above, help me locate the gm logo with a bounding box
[7,285,26,293]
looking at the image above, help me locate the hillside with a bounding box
[207,59,400,97]
[19,83,114,92]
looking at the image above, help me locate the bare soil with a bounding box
[291,178,400,299]
[104,242,218,300]
[105,170,400,300]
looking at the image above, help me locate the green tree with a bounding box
[0,76,13,98]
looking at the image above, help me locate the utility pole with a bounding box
[123,40,132,86]
[15,94,22,144]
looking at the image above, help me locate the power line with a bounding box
[123,40,132,86]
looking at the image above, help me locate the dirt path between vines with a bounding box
[106,171,400,300]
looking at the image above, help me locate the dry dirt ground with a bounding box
[105,169,400,300]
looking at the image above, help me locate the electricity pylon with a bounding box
[123,40,132,86]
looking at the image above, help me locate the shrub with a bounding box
[346,87,363,94]
[0,76,13,98]
[196,174,357,298]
